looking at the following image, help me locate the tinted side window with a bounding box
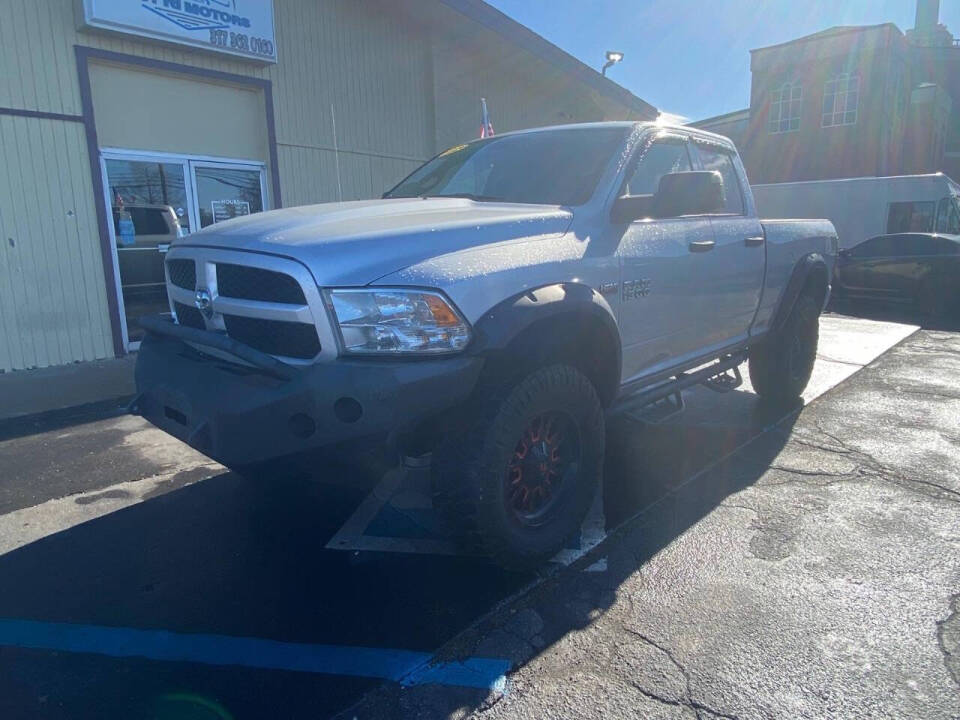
[926,236,960,255]
[936,197,960,234]
[696,147,745,214]
[850,236,895,258]
[887,201,935,233]
[624,141,691,196]
[891,235,959,256]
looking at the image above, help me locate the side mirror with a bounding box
[611,194,655,224]
[653,171,725,218]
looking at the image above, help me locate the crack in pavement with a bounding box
[622,627,740,720]
[768,464,858,478]
[781,425,960,504]
[889,387,960,402]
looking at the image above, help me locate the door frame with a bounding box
[99,147,268,351]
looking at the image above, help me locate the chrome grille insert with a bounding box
[164,249,329,363]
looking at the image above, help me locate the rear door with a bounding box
[615,133,714,381]
[690,141,766,347]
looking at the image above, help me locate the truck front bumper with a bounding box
[132,319,483,468]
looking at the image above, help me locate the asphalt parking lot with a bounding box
[0,310,957,719]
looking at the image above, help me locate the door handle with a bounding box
[689,240,715,252]
[744,235,765,247]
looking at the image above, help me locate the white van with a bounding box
[752,174,960,249]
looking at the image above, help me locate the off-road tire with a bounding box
[432,364,605,570]
[748,293,819,405]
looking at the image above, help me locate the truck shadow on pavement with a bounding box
[0,385,797,720]
[340,386,802,717]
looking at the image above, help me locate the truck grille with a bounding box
[216,264,306,305]
[165,252,328,363]
[222,315,321,359]
[167,259,196,290]
[173,302,205,330]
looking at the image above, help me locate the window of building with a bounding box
[768,82,802,133]
[623,140,692,196]
[696,146,745,215]
[822,73,860,127]
[887,201,936,233]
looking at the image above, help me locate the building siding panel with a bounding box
[0,115,113,371]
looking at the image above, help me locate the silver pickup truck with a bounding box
[134,122,837,568]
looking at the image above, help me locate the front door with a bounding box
[101,151,266,348]
[616,134,715,382]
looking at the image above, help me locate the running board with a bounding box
[611,352,748,417]
[702,364,743,393]
[625,391,684,424]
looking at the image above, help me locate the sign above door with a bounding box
[82,0,277,63]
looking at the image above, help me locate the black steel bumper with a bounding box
[132,317,484,467]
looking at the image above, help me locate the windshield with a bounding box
[385,127,630,206]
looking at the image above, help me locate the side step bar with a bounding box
[611,352,748,417]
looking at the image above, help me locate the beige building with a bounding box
[0,0,654,382]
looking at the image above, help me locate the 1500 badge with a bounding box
[622,278,651,301]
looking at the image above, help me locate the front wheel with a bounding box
[432,364,605,570]
[749,294,820,405]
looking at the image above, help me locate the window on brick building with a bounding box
[768,82,802,133]
[822,73,860,127]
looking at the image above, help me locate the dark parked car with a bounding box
[833,233,960,317]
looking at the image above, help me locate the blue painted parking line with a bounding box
[0,618,510,691]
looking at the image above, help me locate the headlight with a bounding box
[325,288,471,354]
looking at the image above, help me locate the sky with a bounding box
[484,0,960,122]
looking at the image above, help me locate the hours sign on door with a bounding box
[83,0,277,63]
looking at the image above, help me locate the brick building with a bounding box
[692,0,960,184]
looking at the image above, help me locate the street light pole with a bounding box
[602,50,624,76]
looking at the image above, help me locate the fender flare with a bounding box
[770,252,830,334]
[468,282,622,406]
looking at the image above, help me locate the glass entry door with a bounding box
[192,163,266,229]
[102,155,192,345]
[100,150,266,348]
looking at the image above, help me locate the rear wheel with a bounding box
[432,364,604,570]
[749,294,819,405]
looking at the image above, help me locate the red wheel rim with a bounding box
[505,411,580,525]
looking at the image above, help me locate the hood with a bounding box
[175,197,573,285]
